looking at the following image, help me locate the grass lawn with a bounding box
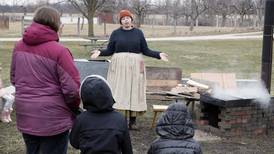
[1,39,263,84]
[1,22,259,38]
[1,39,274,154]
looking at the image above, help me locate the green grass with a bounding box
[0,42,14,86]
[0,39,273,153]
[68,40,263,80]
[0,39,265,86]
[145,40,262,79]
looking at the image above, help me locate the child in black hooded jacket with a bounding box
[70,75,133,154]
[148,102,202,154]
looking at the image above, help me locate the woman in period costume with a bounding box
[91,10,168,130]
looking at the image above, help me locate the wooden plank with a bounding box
[190,73,237,90]
[146,66,182,80]
[146,66,182,91]
[186,79,210,89]
[147,86,172,91]
[152,105,168,111]
[146,79,180,87]
[146,94,171,100]
[222,73,237,89]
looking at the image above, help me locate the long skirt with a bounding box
[107,52,147,116]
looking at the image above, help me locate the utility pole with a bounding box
[261,0,274,92]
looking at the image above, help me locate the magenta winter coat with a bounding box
[10,22,80,136]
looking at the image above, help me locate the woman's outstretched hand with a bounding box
[160,53,168,62]
[90,50,101,59]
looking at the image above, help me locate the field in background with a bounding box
[0,21,259,38]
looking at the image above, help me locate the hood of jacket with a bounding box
[156,103,194,140]
[80,75,115,112]
[23,22,59,46]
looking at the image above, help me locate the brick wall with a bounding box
[196,100,274,137]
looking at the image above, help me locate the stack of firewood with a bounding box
[168,79,211,99]
[146,79,211,101]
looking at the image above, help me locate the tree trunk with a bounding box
[81,16,84,30]
[253,15,257,28]
[77,17,80,36]
[185,16,189,25]
[256,8,263,27]
[173,18,177,34]
[165,13,169,25]
[240,14,244,27]
[216,15,219,27]
[152,15,155,37]
[189,19,195,31]
[195,18,198,27]
[221,14,227,27]
[137,14,142,28]
[104,22,106,36]
[234,15,237,27]
[88,10,95,37]
[247,15,251,27]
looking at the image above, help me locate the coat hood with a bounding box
[80,75,115,112]
[23,22,59,45]
[156,103,194,139]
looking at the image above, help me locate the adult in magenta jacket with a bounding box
[10,6,80,154]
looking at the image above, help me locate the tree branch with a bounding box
[68,0,88,18]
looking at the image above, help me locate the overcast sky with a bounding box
[0,0,62,6]
[0,0,159,6]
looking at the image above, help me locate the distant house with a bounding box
[97,11,114,24]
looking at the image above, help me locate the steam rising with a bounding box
[211,80,271,107]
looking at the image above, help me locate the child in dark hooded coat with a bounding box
[70,75,133,154]
[148,102,202,154]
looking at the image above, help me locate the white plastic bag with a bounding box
[0,86,15,123]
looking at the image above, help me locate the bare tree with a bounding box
[231,0,254,27]
[36,0,50,6]
[0,4,11,15]
[130,0,151,28]
[253,0,264,27]
[170,0,183,33]
[183,0,208,31]
[68,0,106,37]
[115,0,131,10]
[158,0,172,25]
[97,0,116,35]
[212,0,233,27]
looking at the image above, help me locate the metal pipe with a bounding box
[261,0,274,93]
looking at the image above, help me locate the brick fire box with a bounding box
[197,94,274,137]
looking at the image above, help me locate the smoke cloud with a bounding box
[211,80,271,108]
